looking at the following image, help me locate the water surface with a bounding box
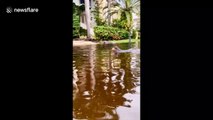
[73,42,141,120]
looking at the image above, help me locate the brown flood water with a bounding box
[73,42,141,120]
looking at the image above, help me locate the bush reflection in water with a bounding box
[73,42,140,120]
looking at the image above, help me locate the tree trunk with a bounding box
[128,31,132,48]
[85,0,91,39]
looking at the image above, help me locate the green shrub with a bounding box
[112,12,128,30]
[73,3,80,38]
[79,27,87,36]
[73,16,80,38]
[73,3,85,38]
[112,19,126,29]
[94,26,128,40]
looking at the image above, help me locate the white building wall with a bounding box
[73,0,80,5]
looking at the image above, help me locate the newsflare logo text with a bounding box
[6,7,39,13]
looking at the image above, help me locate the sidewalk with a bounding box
[73,40,98,46]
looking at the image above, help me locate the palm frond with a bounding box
[130,0,140,9]
[126,0,132,8]
[109,10,120,16]
[132,7,140,15]
[111,2,120,7]
[115,0,126,8]
[103,6,108,10]
[104,10,120,20]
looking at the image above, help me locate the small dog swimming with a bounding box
[112,46,140,54]
[100,41,116,45]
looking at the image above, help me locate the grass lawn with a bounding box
[109,39,139,44]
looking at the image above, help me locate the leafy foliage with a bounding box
[114,0,140,30]
[103,0,120,26]
[112,12,128,29]
[79,27,87,36]
[73,3,80,38]
[104,0,140,43]
[132,29,139,39]
[73,3,85,38]
[91,0,106,26]
[94,26,128,40]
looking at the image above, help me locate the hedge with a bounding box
[94,26,129,40]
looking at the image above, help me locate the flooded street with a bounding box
[73,42,141,120]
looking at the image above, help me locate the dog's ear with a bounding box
[112,47,115,51]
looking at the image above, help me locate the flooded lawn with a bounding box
[73,42,141,120]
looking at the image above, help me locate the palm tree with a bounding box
[105,0,140,46]
[85,0,92,39]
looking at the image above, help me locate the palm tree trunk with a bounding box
[85,0,91,39]
[128,31,132,48]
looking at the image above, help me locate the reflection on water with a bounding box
[73,42,140,120]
